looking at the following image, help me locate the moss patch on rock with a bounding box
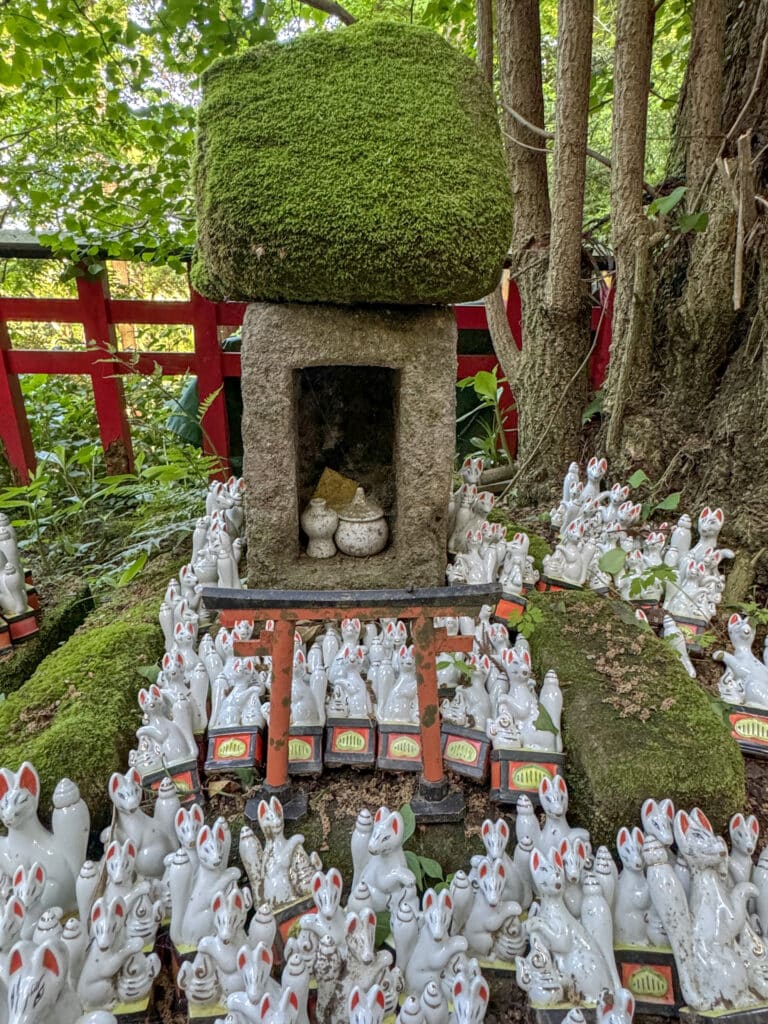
[1,582,93,696]
[0,594,164,826]
[527,590,745,846]
[192,21,513,305]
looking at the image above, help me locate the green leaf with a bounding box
[117,550,148,586]
[374,911,391,948]
[405,850,423,889]
[654,492,681,512]
[534,705,558,735]
[648,185,686,217]
[136,665,160,683]
[678,212,709,233]
[582,391,604,424]
[472,370,499,402]
[627,469,650,489]
[598,547,628,575]
[419,856,444,880]
[399,803,416,843]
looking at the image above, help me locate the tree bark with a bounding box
[490,0,592,498]
[603,0,655,460]
[685,0,726,197]
[476,0,494,87]
[605,0,768,583]
[547,0,594,312]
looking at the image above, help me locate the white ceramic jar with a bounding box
[334,488,388,557]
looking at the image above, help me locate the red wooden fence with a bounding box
[0,266,613,484]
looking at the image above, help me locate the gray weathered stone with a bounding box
[241,302,456,589]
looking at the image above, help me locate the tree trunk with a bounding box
[605,0,768,587]
[603,0,655,459]
[491,0,592,499]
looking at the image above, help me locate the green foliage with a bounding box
[734,601,768,628]
[457,366,513,466]
[0,370,219,591]
[507,603,544,639]
[398,802,445,890]
[192,21,513,304]
[582,391,605,425]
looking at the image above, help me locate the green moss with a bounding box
[192,21,513,305]
[527,590,745,846]
[0,596,164,825]
[0,584,93,696]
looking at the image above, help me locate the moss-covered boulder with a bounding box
[1,582,93,696]
[527,590,745,846]
[192,21,513,305]
[0,596,164,825]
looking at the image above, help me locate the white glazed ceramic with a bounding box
[0,762,89,913]
[301,498,339,559]
[334,489,388,557]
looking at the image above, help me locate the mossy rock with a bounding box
[192,21,513,305]
[527,590,745,846]
[0,595,164,826]
[0,583,93,696]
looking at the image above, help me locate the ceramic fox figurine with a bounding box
[728,812,759,887]
[251,797,321,910]
[352,807,417,914]
[470,819,526,906]
[168,817,241,946]
[461,858,524,961]
[714,614,768,708]
[377,646,418,724]
[614,827,650,946]
[392,888,467,995]
[179,886,254,1003]
[78,896,160,1011]
[299,868,346,948]
[537,776,589,854]
[526,847,614,1002]
[106,770,179,879]
[644,808,768,1010]
[225,942,282,1023]
[0,762,89,913]
[5,940,83,1024]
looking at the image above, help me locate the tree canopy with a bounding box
[0,0,692,273]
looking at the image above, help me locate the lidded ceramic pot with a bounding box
[334,488,389,557]
[301,497,338,558]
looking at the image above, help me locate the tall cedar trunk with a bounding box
[604,0,768,590]
[603,0,655,457]
[492,0,592,499]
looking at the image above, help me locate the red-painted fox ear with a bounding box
[18,764,38,798]
[375,989,385,1010]
[9,949,23,975]
[239,951,248,971]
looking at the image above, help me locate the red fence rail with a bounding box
[0,268,613,484]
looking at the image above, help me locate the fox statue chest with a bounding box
[0,764,88,913]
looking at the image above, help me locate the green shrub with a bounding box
[192,21,513,305]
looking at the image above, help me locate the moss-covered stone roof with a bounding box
[192,21,513,305]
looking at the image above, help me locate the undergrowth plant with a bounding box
[0,369,221,593]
